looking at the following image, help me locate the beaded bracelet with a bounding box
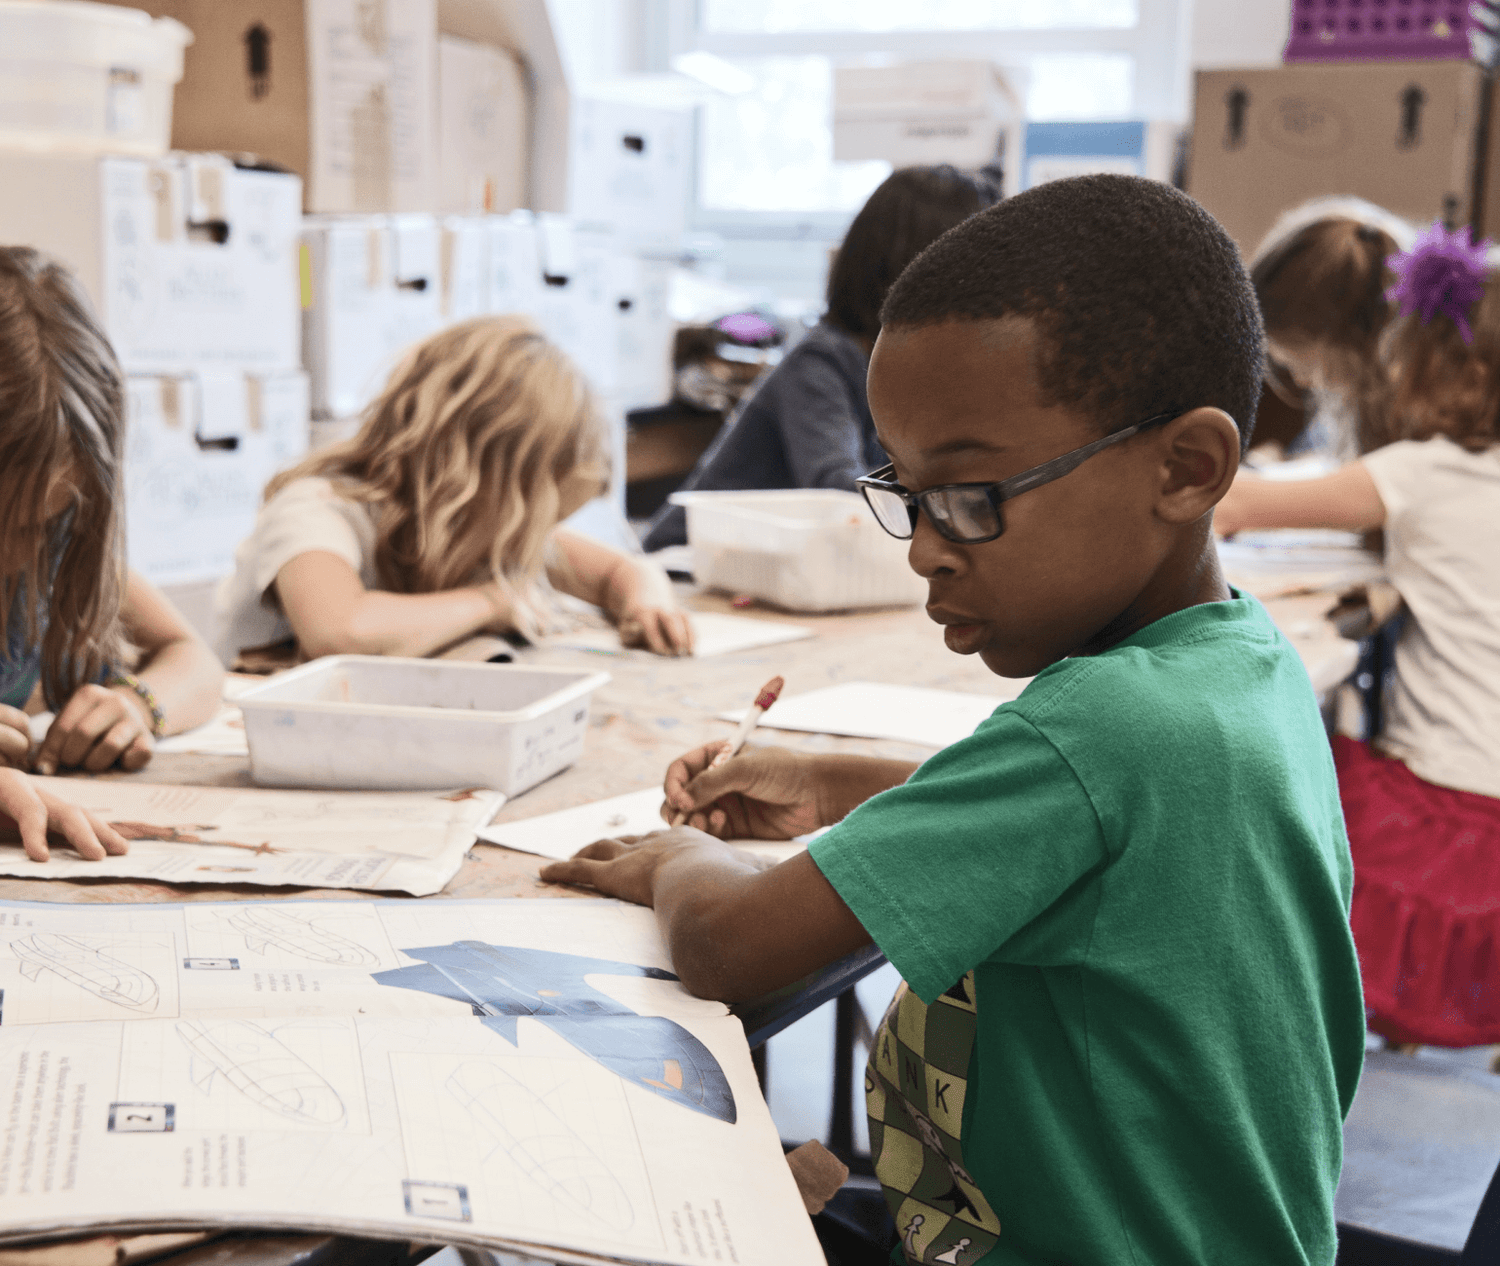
[106,671,167,739]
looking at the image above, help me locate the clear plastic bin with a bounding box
[0,2,190,156]
[672,489,927,613]
[236,657,610,794]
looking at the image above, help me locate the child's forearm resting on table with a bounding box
[275,551,521,659]
[550,837,872,1003]
[548,529,690,654]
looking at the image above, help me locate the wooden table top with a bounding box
[0,586,1359,909]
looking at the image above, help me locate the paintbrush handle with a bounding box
[669,675,784,828]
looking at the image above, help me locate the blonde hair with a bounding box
[1378,273,1500,452]
[0,247,125,707]
[268,316,608,593]
[1250,199,1417,454]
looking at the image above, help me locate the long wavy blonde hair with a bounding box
[268,316,608,594]
[0,247,126,707]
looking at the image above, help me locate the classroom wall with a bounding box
[1190,0,1293,68]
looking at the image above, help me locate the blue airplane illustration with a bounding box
[372,941,736,1123]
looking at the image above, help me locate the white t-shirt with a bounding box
[214,477,380,664]
[1362,436,1500,797]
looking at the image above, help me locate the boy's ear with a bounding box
[1152,408,1241,524]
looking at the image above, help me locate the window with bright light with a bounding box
[691,0,1182,217]
[700,0,1139,34]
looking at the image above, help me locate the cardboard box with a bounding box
[833,60,1024,195]
[125,371,310,586]
[567,96,693,251]
[1188,61,1487,255]
[438,35,527,215]
[99,0,439,214]
[301,213,444,417]
[0,151,301,375]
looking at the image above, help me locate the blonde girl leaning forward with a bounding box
[218,316,692,666]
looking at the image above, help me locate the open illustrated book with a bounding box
[0,896,822,1265]
[0,779,503,896]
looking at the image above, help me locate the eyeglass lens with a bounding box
[925,489,1002,541]
[863,487,917,539]
[863,484,1003,542]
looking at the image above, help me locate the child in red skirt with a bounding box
[1219,221,1500,1047]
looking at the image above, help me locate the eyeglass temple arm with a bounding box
[993,414,1178,501]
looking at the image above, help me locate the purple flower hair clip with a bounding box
[1385,221,1492,345]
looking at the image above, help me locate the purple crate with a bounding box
[1284,0,1489,62]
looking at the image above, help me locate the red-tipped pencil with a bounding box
[672,675,785,827]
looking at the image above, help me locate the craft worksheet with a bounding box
[0,898,821,1265]
[477,788,810,867]
[0,780,502,897]
[721,680,1023,749]
[546,612,814,659]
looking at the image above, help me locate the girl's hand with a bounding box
[617,605,694,657]
[663,742,825,839]
[0,705,31,771]
[33,684,155,776]
[0,768,131,862]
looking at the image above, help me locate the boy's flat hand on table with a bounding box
[539,829,720,906]
[34,683,155,776]
[617,605,695,657]
[0,768,131,862]
[0,705,30,770]
[663,742,825,839]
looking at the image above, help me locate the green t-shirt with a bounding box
[808,594,1364,1266]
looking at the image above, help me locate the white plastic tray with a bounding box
[235,656,610,794]
[671,488,926,612]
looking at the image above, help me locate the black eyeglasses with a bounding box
[856,411,1183,544]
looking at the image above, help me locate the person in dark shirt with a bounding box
[643,164,1002,551]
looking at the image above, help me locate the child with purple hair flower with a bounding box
[1219,220,1500,1049]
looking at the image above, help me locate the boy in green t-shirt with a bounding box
[541,175,1365,1266]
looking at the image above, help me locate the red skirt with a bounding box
[1336,735,1500,1046]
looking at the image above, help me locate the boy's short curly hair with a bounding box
[880,174,1265,452]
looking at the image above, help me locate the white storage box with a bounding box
[0,1,190,156]
[440,215,491,321]
[485,211,546,315]
[236,658,610,794]
[673,489,927,613]
[301,214,443,417]
[530,217,620,397]
[0,151,301,374]
[567,95,693,252]
[124,371,310,586]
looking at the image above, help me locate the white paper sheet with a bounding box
[154,706,251,757]
[546,612,813,659]
[0,897,822,1265]
[478,790,812,868]
[478,788,668,860]
[720,680,1021,749]
[0,779,502,896]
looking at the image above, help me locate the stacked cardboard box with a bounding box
[1187,60,1498,256]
